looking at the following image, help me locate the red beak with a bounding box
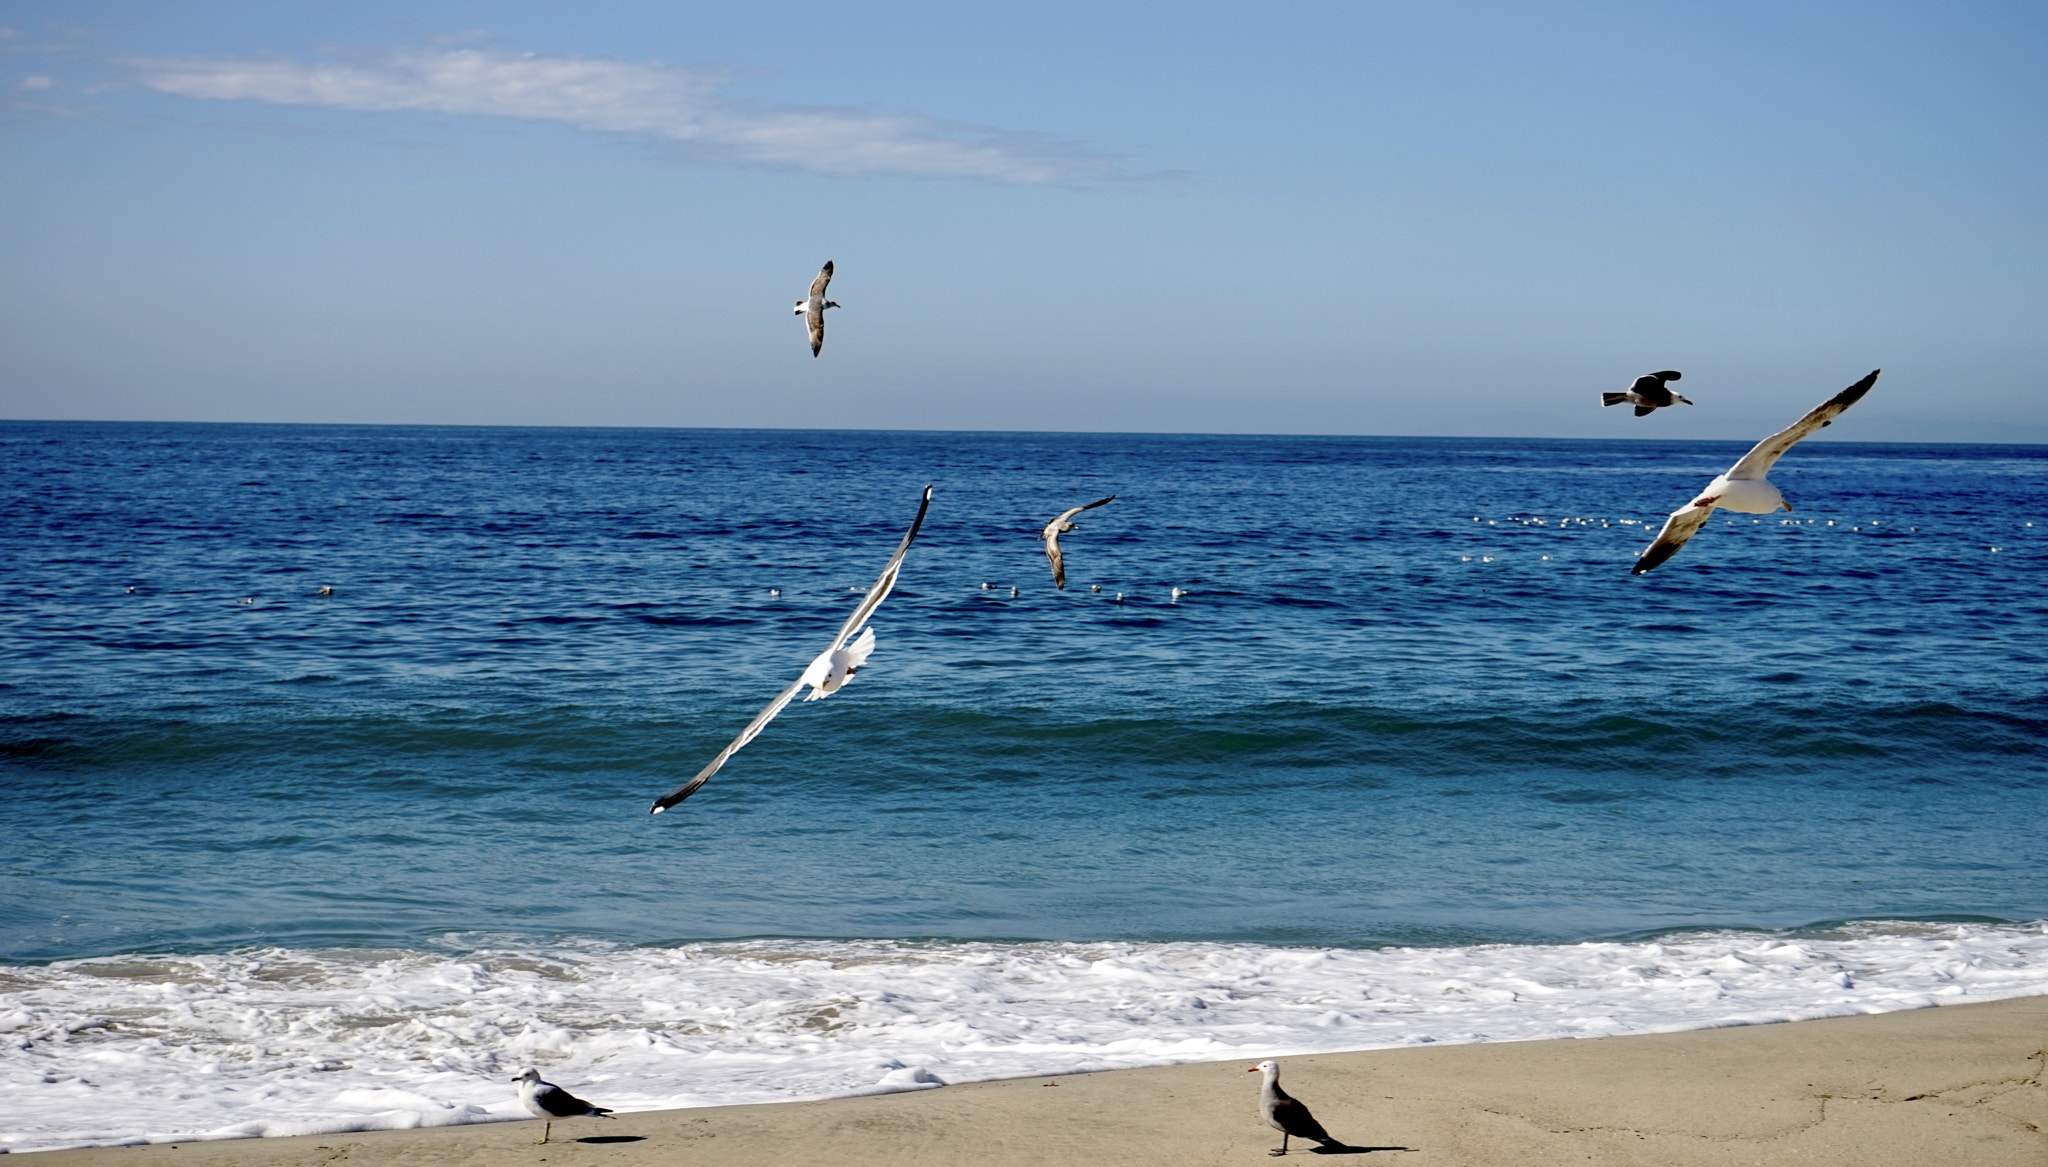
[1246,1066,1260,1072]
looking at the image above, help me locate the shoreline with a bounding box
[27,994,2047,1165]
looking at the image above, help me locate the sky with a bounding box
[3,1,2044,440]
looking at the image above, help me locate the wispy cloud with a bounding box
[129,48,1121,185]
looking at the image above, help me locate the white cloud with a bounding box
[130,48,1119,185]
[18,74,53,90]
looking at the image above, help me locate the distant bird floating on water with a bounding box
[1632,370,1879,575]
[316,585,333,596]
[1041,495,1116,590]
[514,1069,613,1144]
[794,261,840,357]
[1603,370,1690,417]
[651,485,932,813]
[1249,1060,1344,1156]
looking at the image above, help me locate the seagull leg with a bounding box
[1270,1133,1288,1156]
[535,1121,552,1145]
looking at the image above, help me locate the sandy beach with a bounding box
[31,995,2045,1166]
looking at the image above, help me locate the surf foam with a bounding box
[4,921,2045,1152]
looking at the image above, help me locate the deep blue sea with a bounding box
[2,421,2045,1149]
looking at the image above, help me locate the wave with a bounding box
[3,922,2045,1152]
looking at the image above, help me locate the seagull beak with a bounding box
[1782,502,1793,512]
[1247,1066,1260,1072]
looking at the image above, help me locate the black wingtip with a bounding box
[1833,369,1880,408]
[1656,370,1682,381]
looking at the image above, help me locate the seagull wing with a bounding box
[1047,494,1117,528]
[536,1083,605,1118]
[808,261,834,299]
[1726,370,1880,481]
[1631,500,1717,575]
[1271,1095,1333,1143]
[825,484,933,653]
[650,485,933,814]
[650,676,807,813]
[807,309,825,357]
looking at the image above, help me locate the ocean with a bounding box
[2,421,2044,1151]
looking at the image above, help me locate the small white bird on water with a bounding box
[1633,370,1879,575]
[1248,1060,1344,1156]
[514,1068,613,1144]
[650,485,932,813]
[794,260,840,357]
[1041,495,1116,590]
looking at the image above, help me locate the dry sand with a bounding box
[33,995,2047,1166]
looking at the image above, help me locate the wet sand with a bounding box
[33,995,2047,1166]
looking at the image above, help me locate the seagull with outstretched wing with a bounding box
[1603,370,1691,417]
[794,261,840,357]
[1040,495,1116,590]
[1633,370,1879,574]
[651,485,932,812]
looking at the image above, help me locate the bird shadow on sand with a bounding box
[576,1135,647,1144]
[1306,1145,1416,1155]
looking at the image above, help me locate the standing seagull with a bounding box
[1040,495,1116,590]
[651,485,933,812]
[1603,370,1691,417]
[513,1069,613,1144]
[1632,370,1879,574]
[794,260,840,357]
[1248,1060,1344,1156]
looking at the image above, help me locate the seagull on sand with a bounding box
[1603,370,1690,417]
[1040,495,1116,590]
[514,1068,613,1144]
[1249,1060,1344,1156]
[651,485,932,813]
[1632,370,1879,575]
[794,261,840,357]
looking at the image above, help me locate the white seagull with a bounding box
[1632,370,1879,575]
[651,485,932,812]
[794,260,840,357]
[1603,369,1691,416]
[1040,495,1116,590]
[1248,1060,1344,1156]
[513,1068,613,1144]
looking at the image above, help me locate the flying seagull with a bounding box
[794,261,840,357]
[1632,370,1879,575]
[514,1068,613,1144]
[651,485,933,812]
[1603,370,1690,417]
[1249,1060,1344,1156]
[1040,495,1116,590]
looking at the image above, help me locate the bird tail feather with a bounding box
[1601,392,1627,406]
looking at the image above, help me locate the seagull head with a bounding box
[1248,1059,1278,1076]
[513,1069,543,1085]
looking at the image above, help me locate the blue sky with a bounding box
[3,2,2044,439]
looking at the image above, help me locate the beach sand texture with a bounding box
[34,995,2045,1166]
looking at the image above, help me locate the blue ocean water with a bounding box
[4,421,2043,961]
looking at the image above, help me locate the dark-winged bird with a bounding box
[1040,495,1115,590]
[794,261,840,357]
[1249,1059,1345,1156]
[514,1068,613,1144]
[1632,370,1878,575]
[1603,370,1691,416]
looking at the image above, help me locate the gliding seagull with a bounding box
[1603,370,1690,417]
[1632,370,1879,574]
[794,261,840,357]
[651,485,932,812]
[1040,495,1116,590]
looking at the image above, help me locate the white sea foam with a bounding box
[3,921,2046,1152]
